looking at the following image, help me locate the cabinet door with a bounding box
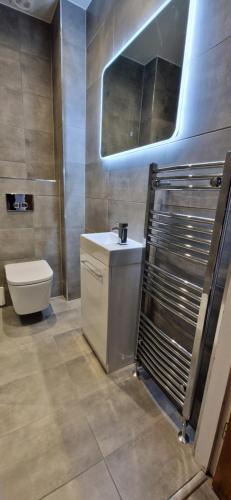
[80,252,109,369]
[213,414,231,500]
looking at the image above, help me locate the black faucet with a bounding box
[111,222,128,245]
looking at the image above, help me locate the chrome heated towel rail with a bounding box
[135,153,231,441]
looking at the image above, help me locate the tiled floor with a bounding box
[0,297,199,500]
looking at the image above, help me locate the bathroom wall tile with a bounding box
[27,161,55,180]
[86,79,101,164]
[87,0,116,46]
[0,196,33,229]
[0,125,25,163]
[86,162,109,199]
[53,81,62,131]
[44,461,121,500]
[180,37,231,138]
[25,129,54,164]
[21,52,52,98]
[86,197,109,233]
[164,128,231,166]
[0,44,19,63]
[65,226,83,299]
[113,0,163,54]
[0,178,58,197]
[63,126,85,165]
[0,87,23,129]
[62,41,86,130]
[33,179,59,197]
[192,0,231,57]
[0,228,34,260]
[87,19,114,88]
[0,161,27,179]
[34,226,61,284]
[0,4,19,51]
[65,163,85,227]
[108,164,149,203]
[61,0,86,49]
[33,196,60,228]
[0,57,21,91]
[23,92,54,133]
[108,200,146,242]
[19,14,51,61]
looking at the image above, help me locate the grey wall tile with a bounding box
[65,225,82,299]
[27,162,55,180]
[63,126,85,165]
[86,79,101,164]
[0,4,19,50]
[192,0,231,56]
[61,0,86,49]
[19,14,51,61]
[87,0,116,46]
[0,161,27,179]
[0,126,25,163]
[21,53,52,98]
[0,58,21,91]
[108,200,146,242]
[62,41,86,130]
[86,197,109,232]
[86,162,109,199]
[33,196,60,228]
[0,228,35,260]
[0,87,23,129]
[87,20,114,88]
[25,130,54,164]
[180,37,231,138]
[108,164,149,203]
[23,93,54,133]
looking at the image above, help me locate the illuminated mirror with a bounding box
[101,0,190,158]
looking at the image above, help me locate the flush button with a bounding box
[6,194,34,212]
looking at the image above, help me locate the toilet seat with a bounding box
[5,260,53,286]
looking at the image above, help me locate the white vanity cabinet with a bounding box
[80,232,144,373]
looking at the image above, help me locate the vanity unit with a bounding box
[80,232,144,373]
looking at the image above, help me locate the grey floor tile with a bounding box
[43,461,121,500]
[0,403,102,500]
[106,418,199,500]
[66,352,114,402]
[54,330,92,362]
[82,378,162,457]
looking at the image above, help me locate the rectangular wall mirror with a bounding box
[101,0,190,158]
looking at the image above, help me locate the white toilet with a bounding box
[5,260,53,315]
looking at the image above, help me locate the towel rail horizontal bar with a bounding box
[139,325,190,377]
[147,240,208,265]
[139,343,187,393]
[140,312,192,361]
[144,273,200,312]
[152,161,224,173]
[149,210,215,225]
[148,225,212,246]
[145,262,203,294]
[143,286,198,327]
[144,265,202,303]
[148,234,210,256]
[149,218,213,236]
[138,352,185,406]
[143,281,199,321]
[155,173,223,182]
[139,339,189,385]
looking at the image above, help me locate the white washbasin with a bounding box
[80,232,144,266]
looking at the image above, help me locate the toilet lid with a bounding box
[5,260,53,286]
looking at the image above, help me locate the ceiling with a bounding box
[0,0,92,23]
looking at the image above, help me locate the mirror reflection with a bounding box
[101,0,190,157]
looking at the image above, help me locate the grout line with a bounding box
[104,459,124,500]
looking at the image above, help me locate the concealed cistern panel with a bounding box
[6,194,34,212]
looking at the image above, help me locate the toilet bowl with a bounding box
[5,260,53,315]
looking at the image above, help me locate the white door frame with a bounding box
[194,261,231,471]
